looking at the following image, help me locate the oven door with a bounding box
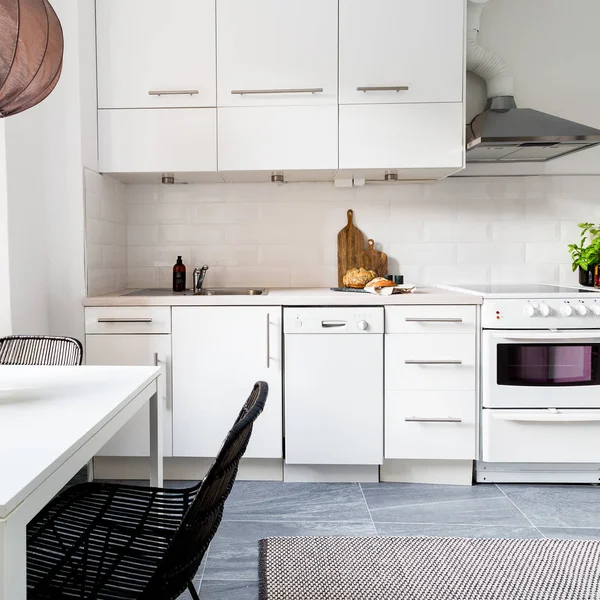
[482,330,600,408]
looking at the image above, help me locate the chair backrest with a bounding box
[0,335,83,366]
[144,381,269,600]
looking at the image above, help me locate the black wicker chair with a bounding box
[0,335,83,366]
[26,381,269,600]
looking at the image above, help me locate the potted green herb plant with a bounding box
[568,222,600,286]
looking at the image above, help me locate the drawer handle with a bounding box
[97,318,153,323]
[405,417,463,423]
[493,411,600,423]
[357,85,409,92]
[405,360,463,365]
[231,88,324,95]
[405,318,463,323]
[148,89,199,96]
[322,320,346,328]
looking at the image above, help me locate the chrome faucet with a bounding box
[193,265,209,294]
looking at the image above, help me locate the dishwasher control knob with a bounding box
[538,303,550,317]
[524,304,537,317]
[592,304,600,316]
[357,320,369,331]
[575,303,588,316]
[560,304,573,317]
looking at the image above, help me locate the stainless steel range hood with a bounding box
[466,97,600,163]
[465,0,600,164]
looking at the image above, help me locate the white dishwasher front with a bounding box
[284,307,384,465]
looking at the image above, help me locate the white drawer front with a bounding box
[386,306,476,334]
[386,391,476,460]
[386,334,476,391]
[482,409,600,463]
[85,307,171,334]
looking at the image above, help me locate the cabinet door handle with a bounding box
[357,86,409,92]
[154,353,159,367]
[266,313,271,369]
[231,88,324,95]
[97,318,153,323]
[405,318,463,323]
[148,89,199,96]
[405,417,463,423]
[405,360,463,365]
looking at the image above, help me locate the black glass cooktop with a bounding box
[457,284,598,294]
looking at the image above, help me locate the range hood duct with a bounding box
[466,0,600,163]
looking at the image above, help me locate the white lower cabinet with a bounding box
[172,307,282,458]
[384,306,478,461]
[386,391,476,460]
[85,334,173,457]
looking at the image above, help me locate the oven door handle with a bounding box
[493,410,600,423]
[491,332,600,341]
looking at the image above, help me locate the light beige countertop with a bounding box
[83,287,482,307]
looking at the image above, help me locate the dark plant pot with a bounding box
[578,265,596,287]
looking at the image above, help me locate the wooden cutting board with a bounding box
[364,239,388,278]
[337,209,366,286]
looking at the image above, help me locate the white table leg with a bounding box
[149,387,163,487]
[0,517,27,600]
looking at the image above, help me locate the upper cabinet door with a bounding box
[97,0,216,109]
[217,0,338,107]
[339,0,464,105]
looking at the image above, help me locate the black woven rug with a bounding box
[258,536,600,599]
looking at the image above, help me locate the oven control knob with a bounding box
[560,304,573,317]
[538,303,550,317]
[575,304,588,316]
[357,320,369,331]
[524,304,537,317]
[592,304,600,316]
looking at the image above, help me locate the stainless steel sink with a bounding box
[122,288,267,297]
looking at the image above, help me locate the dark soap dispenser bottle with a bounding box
[173,256,186,292]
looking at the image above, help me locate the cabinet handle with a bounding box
[154,353,159,367]
[405,318,463,323]
[266,313,271,369]
[405,360,463,365]
[405,417,463,423]
[97,318,153,323]
[357,86,409,92]
[148,89,199,96]
[231,88,324,95]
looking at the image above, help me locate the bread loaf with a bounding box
[365,277,396,288]
[343,268,377,289]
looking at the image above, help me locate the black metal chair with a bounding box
[0,335,83,366]
[26,381,269,600]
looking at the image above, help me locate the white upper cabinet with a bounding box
[96,0,216,109]
[339,0,465,105]
[217,0,338,107]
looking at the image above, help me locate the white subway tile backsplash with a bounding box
[258,245,321,266]
[160,224,225,246]
[492,221,560,243]
[424,222,491,243]
[458,243,525,265]
[491,264,559,285]
[85,174,600,291]
[526,243,571,265]
[559,263,580,285]
[390,243,458,266]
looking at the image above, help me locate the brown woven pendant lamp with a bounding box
[0,0,63,118]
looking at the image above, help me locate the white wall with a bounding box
[120,176,599,289]
[465,0,600,175]
[1,0,92,340]
[0,122,11,336]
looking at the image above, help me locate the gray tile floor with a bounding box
[171,480,600,599]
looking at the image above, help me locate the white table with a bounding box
[0,365,162,600]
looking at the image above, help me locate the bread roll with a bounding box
[365,277,396,288]
[343,268,377,289]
